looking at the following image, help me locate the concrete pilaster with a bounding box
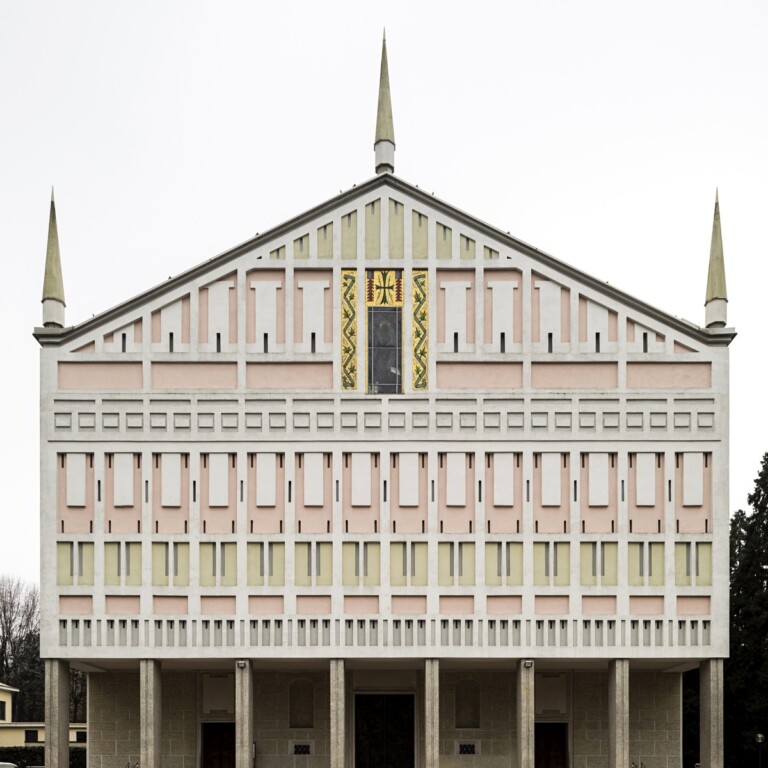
[139,659,162,768]
[608,659,629,768]
[425,658,440,768]
[700,658,724,768]
[235,660,254,768]
[330,659,345,768]
[516,660,535,768]
[44,659,70,768]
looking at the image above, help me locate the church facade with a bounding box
[36,39,732,768]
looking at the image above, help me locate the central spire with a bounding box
[374,32,395,175]
[42,188,66,328]
[705,189,728,328]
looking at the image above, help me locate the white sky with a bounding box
[1,1,766,585]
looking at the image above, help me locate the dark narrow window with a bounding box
[311,332,316,353]
[169,332,174,352]
[595,332,601,353]
[643,332,649,353]
[263,333,269,353]
[500,332,506,353]
[547,332,553,353]
[121,333,127,352]
[367,271,403,394]
[216,333,221,353]
[453,333,459,352]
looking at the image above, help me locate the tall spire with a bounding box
[705,189,727,328]
[42,188,66,328]
[374,31,395,175]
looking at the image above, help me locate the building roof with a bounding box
[0,682,19,694]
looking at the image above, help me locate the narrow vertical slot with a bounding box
[453,333,459,353]
[500,332,506,353]
[216,333,221,353]
[310,332,316,353]
[547,332,553,353]
[169,332,174,352]
[263,333,269,353]
[643,332,648,353]
[121,333,127,353]
[595,332,601,353]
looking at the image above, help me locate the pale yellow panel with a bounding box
[57,542,73,586]
[458,543,475,586]
[390,543,406,587]
[104,542,120,586]
[317,222,333,259]
[649,543,665,586]
[152,543,169,587]
[580,543,597,587]
[365,200,381,260]
[343,543,359,586]
[436,223,452,260]
[79,543,94,586]
[317,543,333,586]
[602,543,618,586]
[199,543,216,587]
[341,211,357,260]
[485,543,502,587]
[533,543,548,586]
[484,246,499,260]
[221,542,237,587]
[675,543,691,586]
[247,543,264,586]
[174,543,190,587]
[554,542,570,586]
[270,245,285,260]
[412,543,428,586]
[294,234,309,259]
[269,543,285,587]
[628,543,643,587]
[460,235,476,260]
[412,211,428,260]
[364,542,380,586]
[438,542,453,586]
[389,200,404,259]
[295,543,311,587]
[126,542,142,586]
[696,542,712,586]
[507,543,523,586]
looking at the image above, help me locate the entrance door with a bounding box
[535,722,568,768]
[355,694,415,768]
[201,722,236,768]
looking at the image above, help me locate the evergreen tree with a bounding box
[725,454,768,766]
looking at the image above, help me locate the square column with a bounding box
[425,659,440,768]
[45,659,70,768]
[608,659,629,768]
[235,660,254,768]
[139,659,162,768]
[516,660,535,768]
[700,658,724,768]
[330,659,345,768]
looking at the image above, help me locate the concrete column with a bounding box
[608,659,629,768]
[139,659,162,768]
[425,659,440,768]
[516,660,535,768]
[700,658,724,768]
[330,659,345,768]
[235,660,254,768]
[45,659,70,768]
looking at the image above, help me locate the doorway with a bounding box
[535,722,569,768]
[355,693,415,768]
[201,722,236,768]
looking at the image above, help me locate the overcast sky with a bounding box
[1,1,766,585]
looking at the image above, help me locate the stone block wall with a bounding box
[438,669,516,768]
[573,671,609,768]
[161,672,197,768]
[87,671,140,768]
[629,670,681,768]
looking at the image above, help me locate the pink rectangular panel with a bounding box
[296,595,332,614]
[152,363,237,390]
[436,362,522,389]
[391,596,427,614]
[531,363,618,389]
[59,596,93,614]
[582,596,617,615]
[677,596,711,615]
[487,596,522,615]
[534,595,570,614]
[249,596,284,614]
[246,363,333,389]
[344,596,379,614]
[59,362,142,390]
[627,362,712,389]
[629,596,664,615]
[201,596,236,615]
[153,596,189,614]
[105,595,140,615]
[439,596,474,614]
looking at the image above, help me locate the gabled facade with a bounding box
[37,38,733,768]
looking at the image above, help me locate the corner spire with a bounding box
[705,189,727,328]
[374,31,395,175]
[42,187,66,328]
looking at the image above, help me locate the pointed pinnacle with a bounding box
[375,32,395,146]
[42,190,65,304]
[705,189,727,303]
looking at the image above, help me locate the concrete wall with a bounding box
[88,671,140,768]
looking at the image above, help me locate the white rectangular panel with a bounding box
[636,453,656,507]
[493,453,515,506]
[541,453,561,507]
[298,281,328,350]
[255,453,276,507]
[351,453,372,507]
[113,453,134,507]
[208,281,231,343]
[446,453,466,506]
[303,453,324,507]
[587,301,609,337]
[683,453,704,507]
[537,282,562,342]
[66,453,86,507]
[443,282,470,347]
[399,453,419,507]
[160,301,182,342]
[251,280,281,346]
[588,453,609,507]
[209,454,229,507]
[489,281,516,350]
[161,453,181,508]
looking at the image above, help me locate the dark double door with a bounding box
[535,722,569,768]
[355,693,415,768]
